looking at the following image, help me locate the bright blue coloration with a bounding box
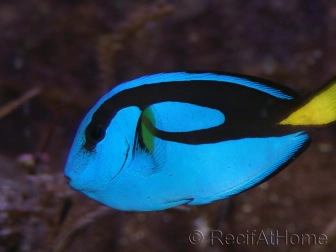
[65,107,141,193]
[111,72,294,100]
[64,72,306,211]
[147,101,225,132]
[70,131,308,211]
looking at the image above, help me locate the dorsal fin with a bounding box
[111,72,299,100]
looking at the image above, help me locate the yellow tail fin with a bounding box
[280,77,336,126]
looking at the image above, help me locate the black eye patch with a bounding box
[84,124,106,151]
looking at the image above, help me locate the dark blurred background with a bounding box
[1,0,336,251]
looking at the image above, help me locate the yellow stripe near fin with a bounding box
[280,77,336,126]
[141,107,156,152]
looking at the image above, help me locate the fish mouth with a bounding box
[64,175,72,184]
[64,139,132,191]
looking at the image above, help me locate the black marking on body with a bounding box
[83,73,303,150]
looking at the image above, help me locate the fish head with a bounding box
[64,101,140,197]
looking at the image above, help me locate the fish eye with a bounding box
[86,124,106,143]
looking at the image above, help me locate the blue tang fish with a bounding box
[65,72,336,211]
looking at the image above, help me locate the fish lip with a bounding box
[64,175,72,184]
[65,139,131,190]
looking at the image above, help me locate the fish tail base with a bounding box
[280,77,336,126]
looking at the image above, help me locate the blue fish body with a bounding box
[65,72,336,211]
